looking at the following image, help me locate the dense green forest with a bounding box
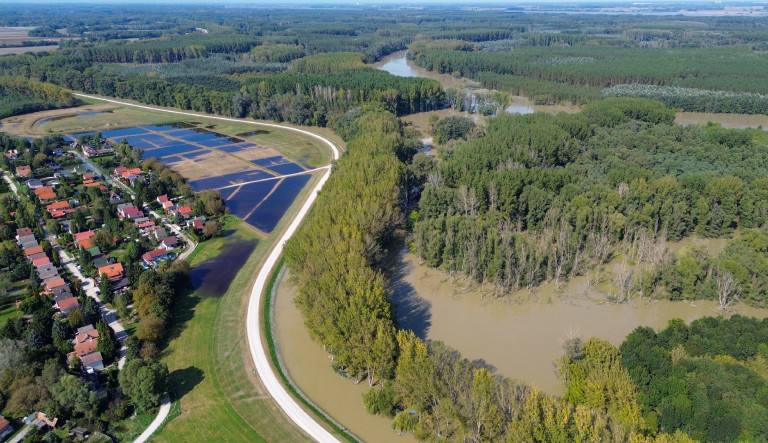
[0,76,75,119]
[414,98,768,307]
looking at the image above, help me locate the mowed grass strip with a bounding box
[154,173,324,442]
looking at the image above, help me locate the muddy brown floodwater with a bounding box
[274,275,417,443]
[389,246,768,395]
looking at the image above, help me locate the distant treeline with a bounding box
[409,42,768,106]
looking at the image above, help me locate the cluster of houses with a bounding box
[113,166,145,186]
[156,194,193,219]
[67,323,104,373]
[16,228,81,314]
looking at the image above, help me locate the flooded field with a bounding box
[274,274,417,443]
[188,238,257,297]
[676,112,768,129]
[390,247,768,394]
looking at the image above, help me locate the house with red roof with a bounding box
[34,186,57,201]
[73,329,99,345]
[32,256,51,267]
[142,249,169,265]
[55,296,81,314]
[157,194,169,204]
[45,278,67,292]
[98,263,124,282]
[16,165,31,177]
[72,340,98,358]
[74,230,96,246]
[114,166,128,176]
[24,245,44,257]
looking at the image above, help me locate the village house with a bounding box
[15,227,33,239]
[24,245,44,258]
[52,285,73,300]
[16,234,36,246]
[142,249,169,265]
[46,200,72,218]
[73,327,99,346]
[153,228,167,241]
[117,203,143,220]
[157,194,169,204]
[81,352,104,372]
[92,256,115,269]
[0,415,13,441]
[187,217,206,233]
[55,296,81,315]
[45,278,67,292]
[73,230,96,247]
[32,256,51,267]
[34,186,57,201]
[36,263,59,280]
[16,165,31,177]
[98,263,124,282]
[27,252,48,263]
[25,178,43,189]
[82,144,114,158]
[160,236,178,250]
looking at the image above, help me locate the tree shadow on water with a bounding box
[389,255,432,340]
[168,366,204,400]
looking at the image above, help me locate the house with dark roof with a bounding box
[92,256,115,269]
[25,178,43,189]
[161,236,178,250]
[53,290,74,304]
[16,234,36,246]
[37,264,59,280]
[153,228,167,241]
[76,324,95,335]
[81,352,104,372]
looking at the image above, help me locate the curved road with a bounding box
[70,95,342,442]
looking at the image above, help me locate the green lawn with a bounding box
[0,299,21,327]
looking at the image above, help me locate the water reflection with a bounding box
[189,238,257,297]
